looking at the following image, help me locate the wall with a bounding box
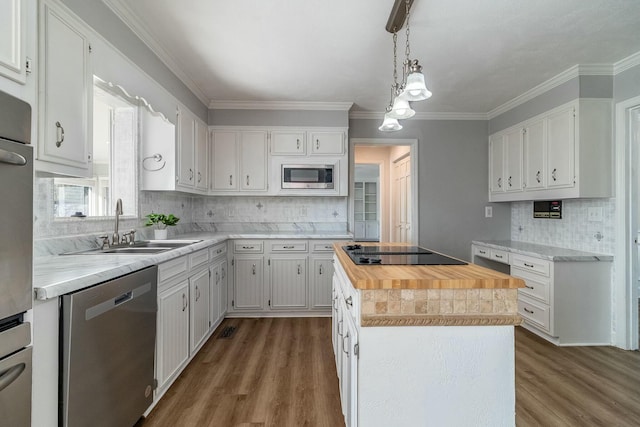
[209,109,348,127]
[349,118,511,261]
[614,63,640,103]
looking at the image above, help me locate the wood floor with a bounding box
[140,318,640,427]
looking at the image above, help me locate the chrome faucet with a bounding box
[113,198,123,245]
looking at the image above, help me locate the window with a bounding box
[54,79,138,218]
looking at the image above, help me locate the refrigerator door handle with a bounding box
[0,362,25,393]
[0,148,27,166]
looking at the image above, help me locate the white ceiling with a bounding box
[104,0,640,115]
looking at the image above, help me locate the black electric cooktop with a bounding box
[343,244,467,266]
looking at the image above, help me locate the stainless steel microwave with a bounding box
[282,164,335,189]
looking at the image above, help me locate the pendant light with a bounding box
[379,31,411,130]
[378,112,403,131]
[398,0,431,101]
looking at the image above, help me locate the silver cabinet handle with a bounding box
[508,176,512,187]
[189,168,194,181]
[525,285,534,290]
[216,248,223,254]
[337,319,343,336]
[0,362,26,393]
[342,332,350,355]
[246,175,250,186]
[346,296,353,306]
[536,171,541,183]
[552,168,557,181]
[297,264,301,275]
[252,264,256,275]
[316,139,320,150]
[229,174,233,185]
[0,148,27,166]
[195,285,200,301]
[215,271,220,284]
[524,263,534,268]
[283,245,294,249]
[478,250,487,255]
[182,293,187,311]
[197,171,202,183]
[494,254,504,259]
[242,246,255,249]
[55,121,65,147]
[497,177,502,188]
[524,307,534,314]
[296,139,300,150]
[221,267,226,279]
[324,245,332,250]
[319,264,323,275]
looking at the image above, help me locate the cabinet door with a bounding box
[310,131,344,155]
[195,120,208,190]
[211,131,238,190]
[233,256,264,310]
[547,106,575,188]
[365,221,379,240]
[219,260,228,316]
[271,131,306,155]
[269,257,307,309]
[189,268,210,353]
[157,281,189,389]
[177,108,195,187]
[39,4,92,173]
[524,119,545,190]
[354,221,365,240]
[240,131,267,191]
[489,134,504,193]
[504,128,523,192]
[310,257,333,309]
[342,310,359,427]
[0,0,26,83]
[210,263,220,328]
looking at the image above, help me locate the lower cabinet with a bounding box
[209,241,228,325]
[189,268,210,353]
[157,280,190,392]
[228,239,344,315]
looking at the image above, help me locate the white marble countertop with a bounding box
[472,240,613,262]
[34,231,352,300]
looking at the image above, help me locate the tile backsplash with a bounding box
[510,199,615,254]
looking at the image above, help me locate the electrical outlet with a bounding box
[485,206,493,218]
[588,207,603,222]
[227,207,236,217]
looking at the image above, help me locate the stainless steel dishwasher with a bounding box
[60,266,158,427]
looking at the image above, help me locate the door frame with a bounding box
[350,138,419,244]
[614,95,640,350]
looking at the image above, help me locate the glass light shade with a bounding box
[402,71,432,101]
[387,95,415,119]
[378,113,403,132]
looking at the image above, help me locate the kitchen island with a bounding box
[332,243,524,427]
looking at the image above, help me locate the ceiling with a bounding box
[104,0,640,116]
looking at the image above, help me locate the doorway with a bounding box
[350,139,418,244]
[614,95,640,350]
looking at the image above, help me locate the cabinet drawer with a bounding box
[270,241,308,252]
[490,249,509,264]
[511,254,550,277]
[518,296,550,332]
[473,245,491,259]
[209,242,227,259]
[189,249,209,270]
[512,267,550,304]
[312,240,337,252]
[234,241,264,253]
[159,255,188,284]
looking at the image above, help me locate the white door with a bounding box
[269,257,307,309]
[240,131,268,191]
[212,131,238,190]
[393,157,411,243]
[189,268,210,353]
[233,256,264,310]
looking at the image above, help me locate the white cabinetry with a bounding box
[37,1,93,177]
[472,243,611,345]
[0,0,27,84]
[189,267,210,353]
[489,99,612,201]
[209,242,228,326]
[231,240,265,311]
[268,241,308,310]
[310,241,336,310]
[176,108,208,193]
[309,131,344,155]
[210,129,268,193]
[271,130,305,155]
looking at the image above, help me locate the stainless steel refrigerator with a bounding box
[0,89,33,427]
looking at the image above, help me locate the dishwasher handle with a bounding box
[114,291,132,306]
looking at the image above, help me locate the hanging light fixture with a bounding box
[379,0,431,131]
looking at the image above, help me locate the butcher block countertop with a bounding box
[334,242,525,290]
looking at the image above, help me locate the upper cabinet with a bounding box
[488,99,612,202]
[271,131,306,155]
[210,129,268,194]
[0,0,27,84]
[37,1,93,177]
[309,131,344,155]
[176,107,207,193]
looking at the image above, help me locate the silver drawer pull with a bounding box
[525,285,534,290]
[242,246,254,249]
[478,250,486,254]
[524,263,534,268]
[346,296,353,306]
[297,264,301,275]
[494,254,503,259]
[217,249,223,254]
[252,264,256,275]
[524,308,534,314]
[319,264,323,275]
[283,245,294,249]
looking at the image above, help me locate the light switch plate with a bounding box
[588,207,603,222]
[485,206,493,218]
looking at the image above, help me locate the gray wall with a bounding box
[209,109,349,127]
[349,118,511,261]
[614,63,640,102]
[489,75,613,133]
[61,0,208,121]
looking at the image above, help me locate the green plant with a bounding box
[145,213,180,229]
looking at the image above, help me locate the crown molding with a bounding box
[208,100,353,111]
[614,50,640,75]
[349,111,488,120]
[102,0,210,106]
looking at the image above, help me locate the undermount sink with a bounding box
[62,240,202,255]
